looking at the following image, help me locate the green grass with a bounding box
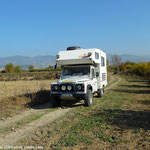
[51,91,129,147]
[50,76,139,148]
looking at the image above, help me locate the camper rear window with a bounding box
[101,56,105,66]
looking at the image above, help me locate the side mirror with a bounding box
[96,72,99,77]
[54,64,57,70]
[56,73,60,79]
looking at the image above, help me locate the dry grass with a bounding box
[0,80,54,100]
[0,72,58,81]
[0,80,55,118]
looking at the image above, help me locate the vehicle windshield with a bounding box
[61,66,90,79]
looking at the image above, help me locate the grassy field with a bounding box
[0,72,111,119]
[17,75,150,150]
[0,80,53,99]
[0,80,55,118]
[0,73,150,149]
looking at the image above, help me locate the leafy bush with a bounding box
[118,61,150,83]
[5,63,14,73]
[5,63,21,73]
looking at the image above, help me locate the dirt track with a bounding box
[0,75,121,146]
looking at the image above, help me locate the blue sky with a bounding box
[0,0,150,57]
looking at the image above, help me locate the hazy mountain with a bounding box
[108,54,150,64]
[0,55,56,69]
[0,54,150,69]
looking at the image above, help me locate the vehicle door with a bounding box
[91,67,97,92]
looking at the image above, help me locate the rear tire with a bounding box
[84,89,93,106]
[97,87,104,97]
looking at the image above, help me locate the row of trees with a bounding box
[28,65,61,72]
[3,63,60,73]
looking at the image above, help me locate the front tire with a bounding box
[84,89,93,106]
[51,95,60,107]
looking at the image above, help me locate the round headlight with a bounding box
[67,85,72,91]
[54,85,58,90]
[77,85,82,90]
[61,85,66,91]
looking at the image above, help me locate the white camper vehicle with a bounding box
[50,46,107,107]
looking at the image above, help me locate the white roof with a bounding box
[56,48,106,66]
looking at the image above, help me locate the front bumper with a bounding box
[51,83,85,100]
[51,92,85,100]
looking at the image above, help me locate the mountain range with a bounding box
[0,54,150,69]
[0,55,56,69]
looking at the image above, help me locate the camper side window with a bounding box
[101,56,105,67]
[92,69,95,79]
[95,52,99,59]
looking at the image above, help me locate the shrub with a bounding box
[118,61,150,83]
[5,63,14,73]
[15,65,21,73]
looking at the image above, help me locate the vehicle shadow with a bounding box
[93,109,150,131]
[25,90,52,109]
[60,100,84,108]
[24,90,84,109]
[127,79,148,83]
[138,100,150,105]
[119,84,150,88]
[114,89,150,94]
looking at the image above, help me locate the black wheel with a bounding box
[97,87,104,98]
[67,46,81,51]
[51,95,60,107]
[84,89,93,106]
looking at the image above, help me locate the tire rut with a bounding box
[0,108,70,146]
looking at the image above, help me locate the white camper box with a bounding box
[51,47,107,107]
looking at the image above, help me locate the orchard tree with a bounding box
[15,65,21,73]
[5,63,14,73]
[45,66,53,70]
[28,65,34,71]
